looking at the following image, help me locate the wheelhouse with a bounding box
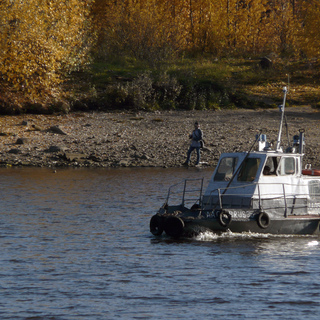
[202,150,310,216]
[211,152,303,184]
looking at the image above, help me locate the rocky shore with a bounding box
[1,107,320,169]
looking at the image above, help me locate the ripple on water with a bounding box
[1,167,320,320]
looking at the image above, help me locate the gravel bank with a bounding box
[1,107,320,168]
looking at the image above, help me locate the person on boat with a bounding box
[184,121,203,166]
[263,165,271,175]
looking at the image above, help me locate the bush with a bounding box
[103,73,154,109]
[154,73,182,109]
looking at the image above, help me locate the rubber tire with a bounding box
[164,216,185,238]
[218,210,232,227]
[150,214,164,236]
[257,212,270,229]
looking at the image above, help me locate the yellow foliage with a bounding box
[299,1,320,57]
[92,0,189,61]
[92,0,317,59]
[0,0,92,106]
[1,0,320,111]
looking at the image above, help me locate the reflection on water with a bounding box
[1,167,320,320]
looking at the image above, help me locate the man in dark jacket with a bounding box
[184,121,203,166]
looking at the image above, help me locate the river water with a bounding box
[1,167,320,320]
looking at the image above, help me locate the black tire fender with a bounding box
[150,214,164,236]
[218,210,232,227]
[257,212,270,229]
[164,216,185,238]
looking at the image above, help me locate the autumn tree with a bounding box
[91,0,191,62]
[0,0,92,111]
[92,0,320,59]
[298,0,320,58]
[2,0,319,113]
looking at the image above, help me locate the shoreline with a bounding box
[1,107,320,169]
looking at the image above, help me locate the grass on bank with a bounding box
[67,56,320,113]
[2,56,318,114]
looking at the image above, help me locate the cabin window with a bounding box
[309,180,320,199]
[214,157,238,181]
[237,158,261,182]
[278,157,295,175]
[263,157,280,175]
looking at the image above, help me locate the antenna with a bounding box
[276,86,288,151]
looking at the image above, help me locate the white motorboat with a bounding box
[150,87,320,238]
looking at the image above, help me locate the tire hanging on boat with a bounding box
[257,212,270,229]
[150,214,164,235]
[163,216,185,238]
[218,210,232,227]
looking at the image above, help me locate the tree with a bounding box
[0,0,92,110]
[92,0,188,63]
[299,0,320,58]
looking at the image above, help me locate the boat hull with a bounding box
[150,213,320,238]
[190,217,320,235]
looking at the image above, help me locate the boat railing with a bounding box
[203,182,313,215]
[165,178,204,209]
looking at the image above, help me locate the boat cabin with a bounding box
[202,145,320,218]
[208,151,302,184]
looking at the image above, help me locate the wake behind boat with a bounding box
[150,87,320,238]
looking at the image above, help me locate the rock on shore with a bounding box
[1,107,320,168]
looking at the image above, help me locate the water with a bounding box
[1,167,320,320]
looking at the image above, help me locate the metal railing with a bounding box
[165,179,320,216]
[203,182,314,215]
[165,178,204,209]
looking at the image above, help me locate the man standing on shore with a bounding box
[184,121,203,166]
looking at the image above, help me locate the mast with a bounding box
[276,87,288,151]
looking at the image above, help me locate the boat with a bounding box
[150,87,320,238]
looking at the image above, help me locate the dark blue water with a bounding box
[1,167,320,320]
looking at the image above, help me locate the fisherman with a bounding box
[184,121,203,166]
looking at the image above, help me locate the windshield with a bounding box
[214,157,238,181]
[237,158,261,182]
